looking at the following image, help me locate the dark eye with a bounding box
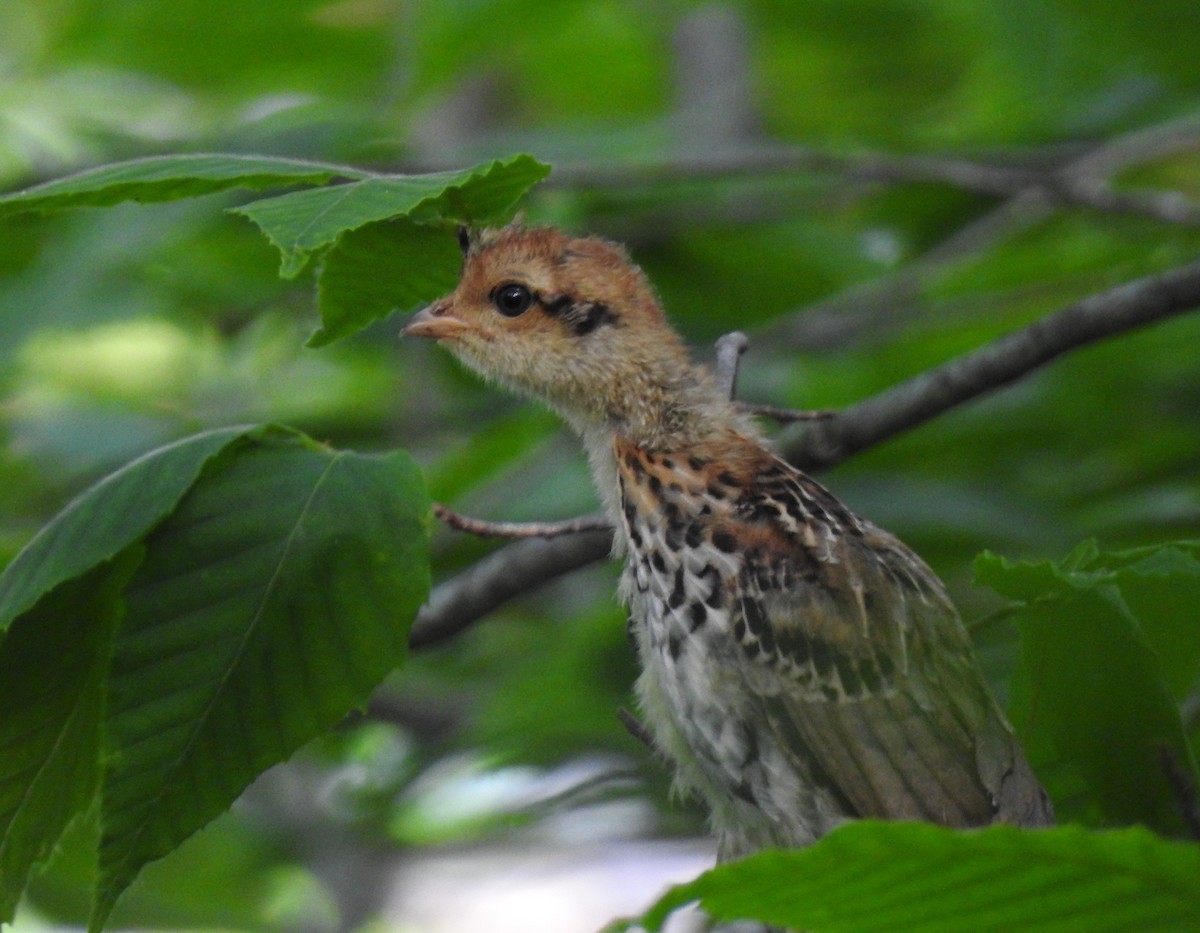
[491,282,534,317]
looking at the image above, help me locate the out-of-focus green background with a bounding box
[2,2,1198,931]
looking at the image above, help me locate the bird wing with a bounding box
[725,460,1051,827]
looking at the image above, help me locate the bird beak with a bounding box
[403,302,469,341]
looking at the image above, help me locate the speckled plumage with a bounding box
[405,224,1053,857]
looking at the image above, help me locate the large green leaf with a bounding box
[0,426,247,633]
[0,427,276,922]
[0,154,367,216]
[231,154,551,278]
[617,822,1200,933]
[0,552,138,923]
[975,542,1199,834]
[90,429,430,931]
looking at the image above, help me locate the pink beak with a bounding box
[403,301,470,340]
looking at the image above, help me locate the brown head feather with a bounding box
[406,224,756,450]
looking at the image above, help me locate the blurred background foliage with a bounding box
[1,1,1198,931]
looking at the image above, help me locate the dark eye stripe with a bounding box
[537,294,620,336]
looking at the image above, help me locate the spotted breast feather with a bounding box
[614,435,1052,855]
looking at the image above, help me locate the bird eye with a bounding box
[491,283,534,317]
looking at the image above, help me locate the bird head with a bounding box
[404,224,728,446]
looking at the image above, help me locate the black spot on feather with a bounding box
[542,294,574,316]
[732,779,758,805]
[668,568,686,609]
[712,530,738,553]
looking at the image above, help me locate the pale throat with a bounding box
[570,365,746,526]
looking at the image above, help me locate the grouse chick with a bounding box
[405,224,1052,858]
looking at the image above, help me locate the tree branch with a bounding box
[409,528,613,649]
[786,256,1200,470]
[408,257,1200,650]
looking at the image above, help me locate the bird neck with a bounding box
[571,360,764,525]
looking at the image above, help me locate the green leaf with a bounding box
[309,218,462,347]
[974,542,1199,833]
[0,551,139,923]
[0,154,367,217]
[1096,542,1200,700]
[231,154,551,278]
[972,543,1105,603]
[0,426,249,633]
[1009,593,1194,832]
[617,822,1200,933]
[90,430,431,931]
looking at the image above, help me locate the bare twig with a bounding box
[714,331,749,399]
[1064,113,1200,180]
[740,402,836,423]
[617,707,663,757]
[409,528,613,649]
[786,256,1200,470]
[434,503,610,539]
[408,257,1200,650]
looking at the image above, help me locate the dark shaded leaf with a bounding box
[310,219,462,347]
[0,552,139,923]
[89,431,430,929]
[231,155,551,278]
[975,544,1199,833]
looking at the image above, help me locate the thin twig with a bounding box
[434,503,610,539]
[739,403,837,423]
[617,707,672,768]
[714,331,749,399]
